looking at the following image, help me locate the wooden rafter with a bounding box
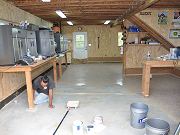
[111,0,160,27]
[5,0,180,25]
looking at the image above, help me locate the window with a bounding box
[118,32,123,46]
[75,35,85,49]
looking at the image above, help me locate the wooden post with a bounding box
[25,71,34,109]
[142,64,151,97]
[53,60,57,82]
[58,58,62,79]
[65,52,68,67]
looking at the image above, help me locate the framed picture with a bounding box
[158,12,168,25]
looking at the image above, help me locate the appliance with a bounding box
[63,36,68,52]
[12,28,27,62]
[49,31,56,56]
[36,30,56,57]
[26,31,38,57]
[54,33,64,53]
[0,25,27,65]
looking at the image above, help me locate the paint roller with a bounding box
[53,101,80,135]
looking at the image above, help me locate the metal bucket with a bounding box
[130,102,149,129]
[146,118,170,135]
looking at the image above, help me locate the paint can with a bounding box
[86,125,94,134]
[73,120,84,135]
[130,102,149,129]
[145,118,170,135]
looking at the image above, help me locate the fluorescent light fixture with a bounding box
[41,0,51,2]
[104,20,111,24]
[55,10,67,18]
[67,21,73,26]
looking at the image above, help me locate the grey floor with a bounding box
[0,63,180,135]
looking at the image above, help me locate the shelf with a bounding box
[127,43,161,46]
[127,32,148,34]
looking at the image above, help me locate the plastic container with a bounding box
[73,120,84,135]
[130,102,149,129]
[145,118,170,135]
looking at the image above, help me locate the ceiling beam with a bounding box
[111,0,160,27]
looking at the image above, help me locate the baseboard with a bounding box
[171,68,180,77]
[88,57,123,62]
[0,68,52,110]
[125,67,173,75]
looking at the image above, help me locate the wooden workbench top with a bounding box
[0,56,56,73]
[143,59,180,67]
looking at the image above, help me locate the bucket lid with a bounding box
[73,120,83,126]
[146,118,170,131]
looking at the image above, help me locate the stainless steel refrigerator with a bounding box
[26,31,38,57]
[0,25,27,65]
[49,31,56,56]
[12,28,27,61]
[36,30,56,57]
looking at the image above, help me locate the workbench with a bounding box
[142,60,180,97]
[0,56,59,109]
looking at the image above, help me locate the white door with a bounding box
[73,32,88,59]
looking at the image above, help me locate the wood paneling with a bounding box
[136,8,180,47]
[0,0,52,27]
[125,44,169,68]
[88,57,123,62]
[0,64,52,101]
[62,25,122,58]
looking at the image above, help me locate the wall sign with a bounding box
[158,12,168,25]
[169,29,180,38]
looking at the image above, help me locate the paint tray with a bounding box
[67,101,80,109]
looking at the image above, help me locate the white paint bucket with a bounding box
[73,120,84,135]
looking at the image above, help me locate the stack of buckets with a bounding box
[130,102,170,135]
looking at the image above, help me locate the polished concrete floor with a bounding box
[0,63,180,135]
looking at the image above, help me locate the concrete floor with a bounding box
[0,63,180,135]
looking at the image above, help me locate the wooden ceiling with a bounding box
[6,0,180,25]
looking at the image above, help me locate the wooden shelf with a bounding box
[127,43,161,46]
[127,32,148,34]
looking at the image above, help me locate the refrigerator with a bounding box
[0,25,27,65]
[54,33,62,53]
[0,25,14,65]
[12,28,27,61]
[49,31,56,56]
[26,31,38,57]
[36,30,56,57]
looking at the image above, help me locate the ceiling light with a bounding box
[67,21,73,26]
[104,20,111,24]
[41,0,51,2]
[55,10,67,18]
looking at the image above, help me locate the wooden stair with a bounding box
[128,16,174,50]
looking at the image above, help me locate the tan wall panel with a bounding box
[125,45,169,68]
[0,64,52,101]
[0,0,52,27]
[136,8,180,47]
[62,25,122,58]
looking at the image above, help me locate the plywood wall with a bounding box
[0,64,52,101]
[62,25,122,58]
[125,44,169,68]
[136,8,180,47]
[0,0,52,27]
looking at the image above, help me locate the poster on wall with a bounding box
[173,12,180,21]
[158,12,168,25]
[172,12,180,28]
